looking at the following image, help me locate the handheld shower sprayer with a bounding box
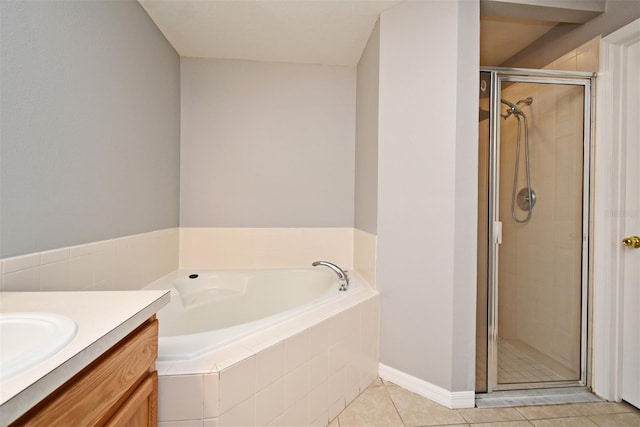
[502,96,535,223]
[501,97,533,119]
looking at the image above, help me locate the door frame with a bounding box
[592,18,640,402]
[480,67,594,393]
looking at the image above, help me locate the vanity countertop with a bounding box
[0,290,170,426]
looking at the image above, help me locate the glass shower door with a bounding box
[496,79,586,387]
[476,69,593,393]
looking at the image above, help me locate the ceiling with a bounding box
[480,15,557,66]
[139,0,602,67]
[139,0,402,66]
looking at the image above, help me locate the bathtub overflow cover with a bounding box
[188,274,199,279]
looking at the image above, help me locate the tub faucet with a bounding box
[312,261,349,291]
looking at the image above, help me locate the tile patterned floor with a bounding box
[498,340,567,384]
[330,379,640,427]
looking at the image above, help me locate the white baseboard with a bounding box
[378,363,475,409]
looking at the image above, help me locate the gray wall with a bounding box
[376,0,479,392]
[503,0,640,68]
[452,2,480,391]
[354,20,380,235]
[0,1,180,258]
[180,58,356,228]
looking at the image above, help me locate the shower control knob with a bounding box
[622,235,640,248]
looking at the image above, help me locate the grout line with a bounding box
[382,380,408,426]
[337,379,639,427]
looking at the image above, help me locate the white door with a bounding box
[594,17,640,407]
[621,35,640,410]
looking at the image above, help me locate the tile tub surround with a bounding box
[157,284,380,426]
[1,226,370,292]
[0,228,179,292]
[354,228,377,288]
[178,227,355,271]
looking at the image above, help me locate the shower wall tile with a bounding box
[545,36,599,72]
[0,227,179,292]
[555,51,578,71]
[576,37,600,72]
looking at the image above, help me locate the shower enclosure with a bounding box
[476,68,594,393]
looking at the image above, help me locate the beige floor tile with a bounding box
[459,407,526,423]
[338,385,404,427]
[470,421,534,427]
[530,417,598,426]
[588,412,640,427]
[516,405,582,420]
[328,419,339,427]
[569,402,639,416]
[386,385,467,426]
[371,377,385,387]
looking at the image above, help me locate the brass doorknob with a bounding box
[622,236,640,248]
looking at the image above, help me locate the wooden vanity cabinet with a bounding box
[12,318,159,427]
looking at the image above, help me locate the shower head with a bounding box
[501,96,533,119]
[517,97,533,106]
[501,98,519,111]
[501,98,523,119]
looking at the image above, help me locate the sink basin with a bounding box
[0,312,78,381]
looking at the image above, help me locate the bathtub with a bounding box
[147,268,361,362]
[143,268,380,426]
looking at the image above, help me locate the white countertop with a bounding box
[0,290,170,426]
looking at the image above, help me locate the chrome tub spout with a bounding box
[312,261,349,291]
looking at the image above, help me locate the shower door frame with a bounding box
[482,67,595,393]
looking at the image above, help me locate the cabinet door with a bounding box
[106,372,158,427]
[12,320,158,426]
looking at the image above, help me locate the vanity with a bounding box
[0,291,170,426]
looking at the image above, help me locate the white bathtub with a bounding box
[145,268,360,362]
[144,268,380,426]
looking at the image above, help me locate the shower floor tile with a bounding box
[498,338,568,384]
